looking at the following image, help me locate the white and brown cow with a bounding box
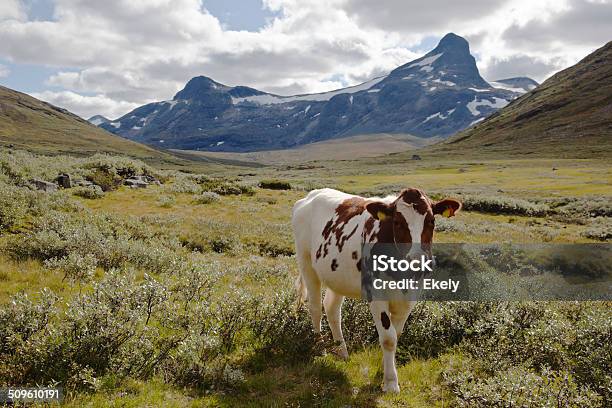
[292,188,461,393]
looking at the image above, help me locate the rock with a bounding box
[125,178,148,188]
[55,173,72,188]
[412,154,422,160]
[75,179,94,187]
[31,179,58,192]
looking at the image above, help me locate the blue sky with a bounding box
[1,0,609,119]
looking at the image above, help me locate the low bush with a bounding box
[460,195,549,216]
[259,179,292,190]
[255,240,295,257]
[73,185,104,199]
[0,183,29,231]
[195,192,221,204]
[582,218,612,241]
[156,195,176,208]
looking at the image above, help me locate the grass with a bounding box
[0,149,609,407]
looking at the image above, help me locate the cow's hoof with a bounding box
[331,343,349,360]
[383,382,400,393]
[333,348,349,360]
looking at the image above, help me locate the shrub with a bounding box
[461,195,549,216]
[259,179,292,190]
[444,364,602,407]
[166,177,201,194]
[157,195,176,208]
[195,192,221,204]
[0,183,29,231]
[73,185,104,199]
[256,240,295,257]
[44,252,98,284]
[86,168,122,192]
[582,218,612,241]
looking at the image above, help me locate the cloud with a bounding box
[502,0,612,49]
[482,55,564,82]
[343,0,507,34]
[0,64,9,78]
[1,0,610,118]
[30,90,140,119]
[0,0,25,21]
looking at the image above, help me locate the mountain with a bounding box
[88,115,109,126]
[489,77,539,94]
[100,33,528,152]
[433,40,612,157]
[0,85,173,160]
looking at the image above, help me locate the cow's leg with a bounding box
[389,300,416,337]
[323,289,348,359]
[369,300,400,393]
[296,251,322,333]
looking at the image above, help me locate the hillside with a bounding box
[98,33,531,152]
[430,41,612,158]
[174,133,438,165]
[0,85,172,160]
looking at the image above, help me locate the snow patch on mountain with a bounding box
[408,53,443,69]
[467,97,509,116]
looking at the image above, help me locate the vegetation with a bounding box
[259,179,292,190]
[0,147,610,407]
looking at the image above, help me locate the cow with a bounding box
[292,188,461,393]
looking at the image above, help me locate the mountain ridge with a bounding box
[429,40,612,158]
[99,33,535,152]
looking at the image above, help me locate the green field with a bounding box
[0,147,610,407]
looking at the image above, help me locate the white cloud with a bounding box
[30,90,140,119]
[1,0,609,118]
[0,0,25,21]
[0,64,9,78]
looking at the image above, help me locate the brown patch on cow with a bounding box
[316,244,322,260]
[337,224,358,252]
[320,197,367,253]
[323,242,329,258]
[352,251,358,260]
[331,259,338,271]
[399,188,430,215]
[373,209,412,244]
[356,259,362,271]
[322,220,334,240]
[421,213,435,244]
[381,312,391,330]
[362,216,377,242]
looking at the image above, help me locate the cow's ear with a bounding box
[366,201,393,221]
[433,199,462,218]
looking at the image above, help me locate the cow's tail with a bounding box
[294,273,307,312]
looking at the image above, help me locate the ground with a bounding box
[0,151,609,407]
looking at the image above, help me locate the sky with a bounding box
[0,0,610,119]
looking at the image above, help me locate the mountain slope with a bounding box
[489,77,539,93]
[88,115,110,126]
[100,33,528,152]
[0,86,171,159]
[432,40,612,157]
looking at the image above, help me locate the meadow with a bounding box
[0,147,610,407]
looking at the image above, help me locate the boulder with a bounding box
[75,179,94,187]
[55,173,72,188]
[31,179,58,192]
[125,178,148,188]
[412,154,422,160]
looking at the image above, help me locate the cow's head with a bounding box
[365,188,461,258]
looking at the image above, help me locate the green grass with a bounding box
[0,149,610,407]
